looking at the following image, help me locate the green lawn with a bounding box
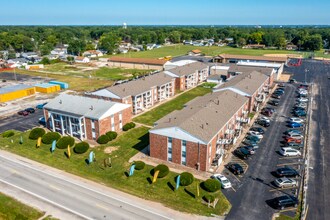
[94,67,152,80]
[133,85,212,126]
[0,192,44,220]
[0,127,231,217]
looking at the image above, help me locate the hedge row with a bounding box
[123,122,136,131]
[74,142,90,154]
[56,136,75,149]
[203,179,221,192]
[106,131,117,141]
[180,172,194,186]
[2,130,15,138]
[29,128,46,140]
[134,161,145,170]
[153,164,169,178]
[97,135,110,144]
[42,132,61,144]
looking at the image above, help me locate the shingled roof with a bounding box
[217,54,288,63]
[166,61,209,77]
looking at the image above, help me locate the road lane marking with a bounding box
[0,178,93,220]
[0,154,173,220]
[10,168,19,174]
[95,203,109,211]
[49,184,61,191]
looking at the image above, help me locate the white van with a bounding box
[279,147,301,157]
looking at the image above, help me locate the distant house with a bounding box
[51,48,67,56]
[82,50,104,58]
[243,44,266,49]
[184,40,193,45]
[286,44,298,51]
[118,48,128,54]
[7,58,29,68]
[75,56,90,63]
[146,44,156,50]
[188,49,202,56]
[21,52,38,59]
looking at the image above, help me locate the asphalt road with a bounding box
[0,152,175,220]
[0,110,43,133]
[285,59,330,220]
[223,83,303,220]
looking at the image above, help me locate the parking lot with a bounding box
[222,82,308,220]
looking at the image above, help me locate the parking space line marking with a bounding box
[277,162,302,167]
[231,187,236,192]
[279,156,302,160]
[279,207,297,213]
[269,186,298,192]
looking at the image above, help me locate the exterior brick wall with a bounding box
[150,133,168,161]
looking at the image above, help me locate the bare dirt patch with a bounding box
[104,146,118,154]
[264,53,302,58]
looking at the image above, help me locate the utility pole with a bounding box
[14,67,17,81]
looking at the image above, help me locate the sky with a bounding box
[1,0,329,25]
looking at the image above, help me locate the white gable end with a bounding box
[91,89,121,99]
[150,127,206,144]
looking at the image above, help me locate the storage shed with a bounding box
[48,81,69,89]
[34,83,61,93]
[0,84,36,102]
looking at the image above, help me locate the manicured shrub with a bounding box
[122,122,136,131]
[42,132,61,144]
[203,194,215,203]
[153,164,169,178]
[29,128,46,140]
[56,136,75,149]
[180,172,194,186]
[106,131,117,140]
[203,179,221,192]
[74,142,90,154]
[97,135,110,144]
[134,161,145,170]
[2,130,15,138]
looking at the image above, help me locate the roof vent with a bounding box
[59,100,62,104]
[90,105,94,110]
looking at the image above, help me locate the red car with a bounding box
[285,137,302,144]
[18,110,29,116]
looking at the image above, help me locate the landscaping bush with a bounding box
[122,122,136,131]
[97,135,110,144]
[2,130,15,138]
[153,164,169,178]
[203,194,215,203]
[74,142,90,154]
[29,128,46,140]
[180,172,194,186]
[203,179,221,192]
[106,131,117,141]
[134,161,145,170]
[56,136,75,149]
[42,132,61,144]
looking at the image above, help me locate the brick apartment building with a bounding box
[149,90,250,171]
[43,94,131,140]
[89,72,175,115]
[164,61,209,91]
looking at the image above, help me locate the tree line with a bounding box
[0,26,329,56]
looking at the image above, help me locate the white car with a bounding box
[247,131,263,139]
[295,103,307,108]
[286,133,304,139]
[289,118,305,123]
[211,174,232,189]
[297,97,308,103]
[279,147,302,157]
[274,177,298,188]
[258,116,270,123]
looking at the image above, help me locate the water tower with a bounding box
[123,22,127,29]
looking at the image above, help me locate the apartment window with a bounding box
[91,119,95,129]
[181,140,186,165]
[167,137,172,162]
[92,131,96,139]
[111,115,115,131]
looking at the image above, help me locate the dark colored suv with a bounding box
[257,120,270,127]
[250,127,265,134]
[25,107,35,113]
[275,166,299,178]
[227,163,244,175]
[234,148,250,160]
[274,195,299,210]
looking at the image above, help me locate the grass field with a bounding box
[0,127,231,217]
[133,85,213,126]
[103,45,330,59]
[0,192,44,220]
[16,69,113,92]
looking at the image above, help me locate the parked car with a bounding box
[259,116,270,123]
[289,79,297,83]
[242,139,258,146]
[275,166,299,177]
[257,120,270,127]
[279,147,302,157]
[241,145,256,155]
[283,142,304,150]
[18,110,29,116]
[275,90,284,95]
[278,83,286,87]
[286,133,303,139]
[285,129,302,134]
[264,107,276,113]
[247,131,263,139]
[288,122,303,128]
[295,103,307,108]
[211,174,232,189]
[234,148,250,160]
[226,163,244,175]
[289,117,305,124]
[293,106,306,111]
[25,107,35,113]
[268,99,279,106]
[36,102,48,109]
[274,177,298,188]
[285,137,303,144]
[250,127,265,134]
[245,135,261,143]
[274,195,299,210]
[262,109,273,117]
[272,94,281,99]
[297,97,308,103]
[38,117,46,125]
[294,110,307,117]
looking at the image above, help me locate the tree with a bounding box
[169,31,181,43]
[303,34,323,51]
[40,43,53,56]
[67,39,86,55]
[40,57,51,65]
[46,35,58,46]
[250,32,264,44]
[237,37,247,47]
[98,33,121,54]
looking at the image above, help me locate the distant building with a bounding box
[44,94,132,140]
[82,50,104,58]
[75,56,90,63]
[242,44,266,49]
[123,22,127,29]
[188,49,202,56]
